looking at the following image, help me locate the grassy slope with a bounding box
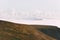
[31,25,60,40]
[0,20,56,40]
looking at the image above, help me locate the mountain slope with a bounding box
[0,20,56,40]
[31,25,60,40]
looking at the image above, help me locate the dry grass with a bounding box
[0,20,56,40]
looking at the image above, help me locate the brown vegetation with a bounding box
[0,20,56,40]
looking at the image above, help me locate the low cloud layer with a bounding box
[0,9,60,20]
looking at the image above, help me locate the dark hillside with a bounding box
[31,25,60,40]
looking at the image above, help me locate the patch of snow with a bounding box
[0,19,60,28]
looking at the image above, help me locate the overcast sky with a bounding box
[0,0,60,20]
